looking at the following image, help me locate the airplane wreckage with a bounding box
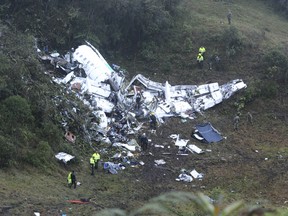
[39,41,247,165]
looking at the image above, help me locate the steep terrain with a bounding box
[1,0,288,215]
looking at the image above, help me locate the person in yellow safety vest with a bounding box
[197,53,204,69]
[199,46,206,56]
[67,172,72,187]
[90,156,95,175]
[67,171,76,189]
[92,152,101,170]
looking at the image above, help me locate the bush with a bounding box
[140,41,159,61]
[263,50,288,84]
[259,80,279,98]
[24,141,54,168]
[0,95,34,133]
[0,135,16,168]
[38,122,63,152]
[221,26,244,58]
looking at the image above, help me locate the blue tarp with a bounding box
[195,123,223,143]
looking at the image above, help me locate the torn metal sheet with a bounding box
[154,159,166,165]
[190,169,204,179]
[187,144,204,154]
[194,122,223,143]
[55,152,75,163]
[174,135,189,147]
[154,144,165,148]
[93,110,108,129]
[175,173,193,182]
[124,74,246,118]
[112,142,139,151]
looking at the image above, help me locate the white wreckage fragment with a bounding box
[175,169,204,182]
[154,159,166,166]
[55,152,75,163]
[187,144,204,154]
[124,74,246,118]
[190,169,204,179]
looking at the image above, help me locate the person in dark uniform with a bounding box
[139,133,148,151]
[227,10,232,25]
[135,92,142,110]
[233,114,240,131]
[149,112,157,130]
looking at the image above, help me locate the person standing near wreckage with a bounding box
[90,156,95,175]
[139,133,149,151]
[149,112,157,131]
[233,114,240,131]
[67,171,77,189]
[92,152,101,170]
[247,111,253,125]
[197,53,204,69]
[227,10,232,25]
[135,92,142,110]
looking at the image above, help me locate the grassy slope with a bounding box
[1,0,288,215]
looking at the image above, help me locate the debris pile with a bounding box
[39,41,246,178]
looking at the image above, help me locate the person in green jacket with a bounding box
[199,46,206,56]
[197,53,204,69]
[90,156,95,175]
[92,152,101,170]
[67,171,76,189]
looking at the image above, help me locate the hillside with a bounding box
[0,0,288,215]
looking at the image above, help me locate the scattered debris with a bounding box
[38,41,247,181]
[187,144,204,154]
[190,169,204,179]
[154,159,166,166]
[66,199,90,204]
[176,173,193,182]
[103,162,125,174]
[176,169,204,182]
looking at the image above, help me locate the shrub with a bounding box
[259,80,279,98]
[38,121,63,152]
[221,26,244,58]
[0,95,34,133]
[0,135,16,168]
[24,141,54,168]
[263,50,288,84]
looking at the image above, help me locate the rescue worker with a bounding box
[233,114,240,131]
[199,46,206,56]
[92,152,101,170]
[90,156,95,175]
[67,171,72,187]
[139,133,149,151]
[135,92,142,110]
[67,171,77,189]
[149,112,157,130]
[197,53,204,69]
[227,10,232,25]
[247,111,253,125]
